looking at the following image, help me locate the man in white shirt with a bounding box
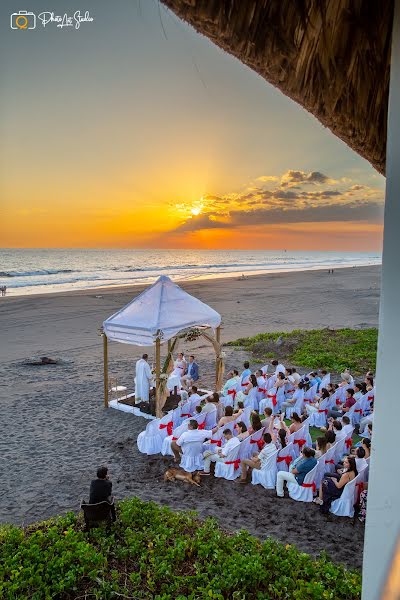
[201,429,240,475]
[270,359,286,376]
[341,415,354,437]
[134,354,153,402]
[171,420,213,463]
[238,432,277,483]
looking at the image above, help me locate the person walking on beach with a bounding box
[135,353,153,402]
[89,466,116,521]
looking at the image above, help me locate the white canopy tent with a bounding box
[102,275,222,416]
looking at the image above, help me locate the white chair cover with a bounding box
[238,428,265,461]
[330,468,367,517]
[288,422,311,458]
[332,437,347,463]
[214,444,241,480]
[137,411,173,455]
[252,448,278,489]
[287,464,318,502]
[244,387,259,411]
[180,440,205,472]
[308,397,330,428]
[314,445,336,489]
[276,442,296,472]
[285,389,305,419]
[346,401,363,425]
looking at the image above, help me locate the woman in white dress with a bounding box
[172,352,187,378]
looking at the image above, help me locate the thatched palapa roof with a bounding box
[161,0,393,175]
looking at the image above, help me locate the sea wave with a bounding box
[0,269,76,278]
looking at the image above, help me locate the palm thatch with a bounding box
[161,0,393,175]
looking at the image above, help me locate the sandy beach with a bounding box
[0,265,380,568]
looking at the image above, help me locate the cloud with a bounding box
[173,214,230,232]
[281,170,332,185]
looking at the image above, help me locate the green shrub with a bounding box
[227,328,378,374]
[0,498,362,599]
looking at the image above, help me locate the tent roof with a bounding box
[103,275,221,346]
[161,0,393,175]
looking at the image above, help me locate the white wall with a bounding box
[362,2,400,598]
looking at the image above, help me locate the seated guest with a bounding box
[324,429,336,447]
[261,406,273,428]
[217,406,243,427]
[202,393,219,414]
[309,371,322,389]
[288,412,303,433]
[181,354,199,389]
[360,409,374,434]
[171,419,213,463]
[315,456,358,513]
[281,382,305,412]
[240,361,252,387]
[89,466,116,521]
[238,432,277,483]
[328,419,346,442]
[306,387,329,416]
[341,415,353,437]
[248,412,263,434]
[315,436,329,458]
[329,388,356,418]
[202,429,241,475]
[361,438,371,458]
[222,369,240,397]
[354,447,368,472]
[290,367,301,385]
[235,421,249,440]
[276,447,317,497]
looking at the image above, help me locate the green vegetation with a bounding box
[227,328,378,375]
[0,497,361,599]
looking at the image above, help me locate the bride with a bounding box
[172,352,187,378]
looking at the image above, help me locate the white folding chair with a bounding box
[330,468,367,517]
[252,448,278,489]
[276,442,296,472]
[137,412,172,455]
[287,464,318,502]
[238,428,265,461]
[314,445,336,489]
[214,445,241,480]
[308,398,329,428]
[180,440,205,473]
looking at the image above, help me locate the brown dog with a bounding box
[164,468,201,487]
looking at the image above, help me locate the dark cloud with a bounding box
[282,170,330,185]
[173,214,230,232]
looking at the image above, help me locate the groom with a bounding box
[181,354,199,389]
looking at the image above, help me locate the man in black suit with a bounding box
[89,466,116,521]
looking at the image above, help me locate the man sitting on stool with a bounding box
[181,354,199,389]
[89,466,116,521]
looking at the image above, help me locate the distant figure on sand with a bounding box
[89,466,116,521]
[135,353,153,402]
[0,286,6,296]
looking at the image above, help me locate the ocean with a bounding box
[0,249,381,296]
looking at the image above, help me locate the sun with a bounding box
[191,207,202,216]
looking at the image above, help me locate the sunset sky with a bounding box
[0,0,385,250]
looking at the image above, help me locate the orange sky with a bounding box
[0,0,385,251]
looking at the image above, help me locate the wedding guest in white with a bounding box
[171,419,214,464]
[135,353,153,402]
[201,429,241,476]
[222,370,240,396]
[172,352,187,378]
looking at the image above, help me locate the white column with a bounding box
[362,3,400,599]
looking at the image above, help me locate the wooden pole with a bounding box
[215,325,221,388]
[155,337,161,417]
[103,334,109,408]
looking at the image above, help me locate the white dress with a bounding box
[172,358,187,378]
[135,358,153,402]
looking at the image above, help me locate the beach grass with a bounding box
[0,497,362,600]
[227,328,378,375]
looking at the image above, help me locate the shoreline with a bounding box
[0,263,381,302]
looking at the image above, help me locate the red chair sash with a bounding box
[225,458,241,470]
[198,421,206,430]
[277,455,292,466]
[159,421,173,436]
[210,439,222,447]
[302,482,316,493]
[227,389,236,399]
[354,409,362,413]
[268,393,277,406]
[355,481,364,504]
[172,436,178,441]
[258,388,266,393]
[368,395,374,401]
[294,438,306,448]
[325,459,335,464]
[318,409,328,413]
[345,438,353,449]
[250,438,265,450]
[180,413,192,418]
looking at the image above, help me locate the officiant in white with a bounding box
[135,353,153,402]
